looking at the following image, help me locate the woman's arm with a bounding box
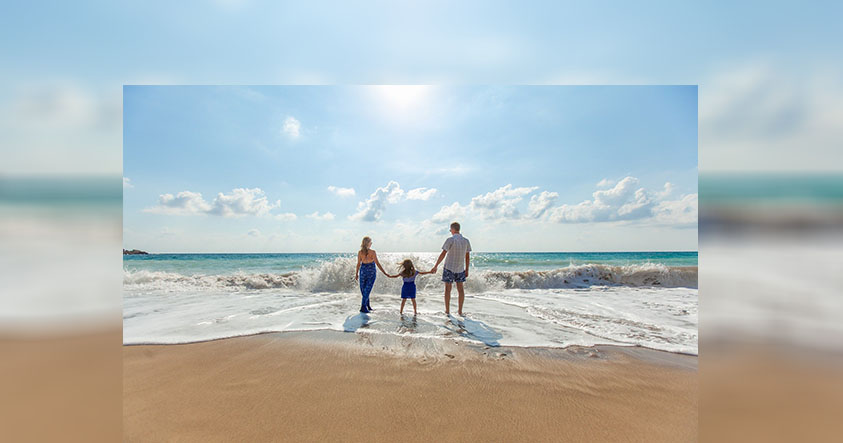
[373,251,390,276]
[354,252,362,280]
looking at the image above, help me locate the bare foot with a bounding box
[458,311,464,316]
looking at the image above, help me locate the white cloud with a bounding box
[247,228,261,237]
[144,187,281,217]
[547,177,650,223]
[327,185,356,197]
[653,193,698,226]
[207,188,280,217]
[526,191,558,219]
[431,202,466,223]
[123,177,133,189]
[545,177,693,226]
[421,179,695,228]
[307,211,335,221]
[655,182,674,199]
[406,187,437,201]
[596,178,615,188]
[282,116,301,138]
[146,190,212,215]
[469,184,538,220]
[347,181,442,222]
[274,212,297,221]
[349,181,404,222]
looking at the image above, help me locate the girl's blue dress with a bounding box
[401,271,418,299]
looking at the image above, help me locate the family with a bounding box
[354,222,471,316]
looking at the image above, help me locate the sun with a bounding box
[371,85,431,111]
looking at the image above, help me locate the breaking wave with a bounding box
[124,256,697,292]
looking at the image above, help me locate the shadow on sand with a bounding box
[342,312,371,332]
[444,314,503,347]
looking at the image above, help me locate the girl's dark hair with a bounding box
[399,259,416,278]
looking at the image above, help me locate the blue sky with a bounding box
[123,85,697,252]
[2,2,841,177]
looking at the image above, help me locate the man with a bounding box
[431,221,471,316]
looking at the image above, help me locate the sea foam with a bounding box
[123,256,698,354]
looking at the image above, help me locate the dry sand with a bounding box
[2,330,122,443]
[124,331,697,442]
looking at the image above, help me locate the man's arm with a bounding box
[464,252,470,277]
[432,250,447,272]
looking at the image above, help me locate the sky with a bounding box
[123,85,697,252]
[2,1,841,178]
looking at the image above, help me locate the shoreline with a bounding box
[123,328,700,360]
[124,330,697,441]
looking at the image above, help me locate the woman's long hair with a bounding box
[360,236,372,257]
[398,259,416,278]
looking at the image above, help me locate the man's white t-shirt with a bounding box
[442,233,471,273]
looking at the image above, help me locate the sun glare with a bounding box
[372,85,431,111]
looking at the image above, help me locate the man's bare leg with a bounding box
[444,282,452,314]
[456,281,465,316]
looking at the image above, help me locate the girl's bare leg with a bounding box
[412,299,417,315]
[400,299,406,314]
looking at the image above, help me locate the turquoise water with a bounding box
[123,251,698,275]
[700,173,843,204]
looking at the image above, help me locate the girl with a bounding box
[354,236,390,313]
[388,259,435,315]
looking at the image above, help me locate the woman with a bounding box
[354,236,389,313]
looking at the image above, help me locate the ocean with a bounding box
[124,251,698,354]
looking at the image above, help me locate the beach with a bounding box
[123,252,698,440]
[124,330,697,442]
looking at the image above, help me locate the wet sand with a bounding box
[124,331,697,442]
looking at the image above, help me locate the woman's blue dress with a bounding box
[359,262,376,312]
